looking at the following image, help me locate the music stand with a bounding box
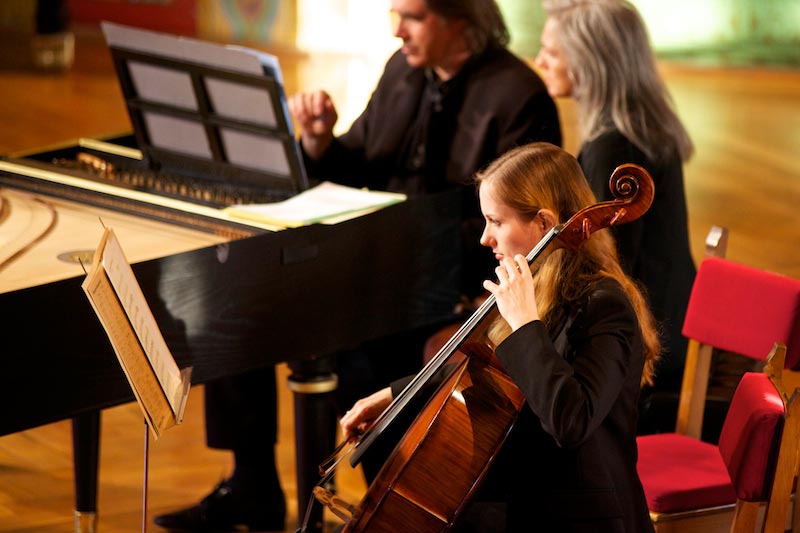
[101,21,309,202]
[82,227,192,532]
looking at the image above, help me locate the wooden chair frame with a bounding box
[675,225,729,439]
[731,343,799,532]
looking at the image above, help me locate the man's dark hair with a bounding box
[428,0,509,52]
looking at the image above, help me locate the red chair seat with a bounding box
[637,433,736,513]
[638,372,785,514]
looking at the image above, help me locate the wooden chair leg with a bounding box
[676,340,714,439]
[730,500,758,533]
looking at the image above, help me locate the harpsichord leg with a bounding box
[72,411,100,533]
[287,357,338,533]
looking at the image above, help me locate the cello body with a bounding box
[344,334,524,532]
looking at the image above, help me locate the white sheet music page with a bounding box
[225,181,406,228]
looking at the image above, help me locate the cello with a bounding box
[306,163,655,532]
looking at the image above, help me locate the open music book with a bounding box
[225,181,406,228]
[82,228,191,438]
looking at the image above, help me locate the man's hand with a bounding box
[287,89,338,160]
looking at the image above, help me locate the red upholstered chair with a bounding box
[638,343,800,532]
[637,253,800,531]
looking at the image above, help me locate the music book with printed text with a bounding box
[225,181,406,228]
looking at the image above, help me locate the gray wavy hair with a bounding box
[428,0,510,53]
[543,0,693,162]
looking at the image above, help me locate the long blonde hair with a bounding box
[542,0,693,164]
[476,142,660,386]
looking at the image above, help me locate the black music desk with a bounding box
[0,163,462,532]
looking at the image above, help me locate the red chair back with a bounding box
[681,257,800,368]
[718,372,786,501]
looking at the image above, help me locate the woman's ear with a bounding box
[537,209,558,231]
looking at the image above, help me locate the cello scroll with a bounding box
[557,163,654,250]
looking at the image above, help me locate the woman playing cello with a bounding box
[341,142,658,532]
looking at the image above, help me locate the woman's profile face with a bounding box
[534,17,574,98]
[479,180,546,262]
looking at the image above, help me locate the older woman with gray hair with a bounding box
[535,0,696,435]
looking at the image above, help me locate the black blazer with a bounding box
[304,46,561,192]
[494,280,653,532]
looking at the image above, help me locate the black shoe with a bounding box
[154,480,286,532]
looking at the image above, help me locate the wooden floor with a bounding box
[1,27,799,533]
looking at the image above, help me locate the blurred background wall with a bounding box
[500,0,800,66]
[0,0,798,67]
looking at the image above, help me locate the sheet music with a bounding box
[225,181,406,228]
